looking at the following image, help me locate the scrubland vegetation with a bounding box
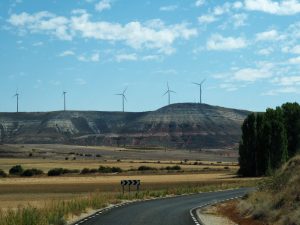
[238,154,300,225]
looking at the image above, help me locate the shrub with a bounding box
[9,165,24,175]
[21,168,43,177]
[0,169,7,177]
[81,168,91,174]
[165,165,181,171]
[111,167,122,173]
[98,166,122,173]
[48,168,64,176]
[62,169,80,174]
[138,166,156,171]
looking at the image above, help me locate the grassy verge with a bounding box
[0,180,257,225]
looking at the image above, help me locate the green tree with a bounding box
[262,108,288,172]
[281,102,300,157]
[238,113,257,176]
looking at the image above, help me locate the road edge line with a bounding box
[189,195,244,225]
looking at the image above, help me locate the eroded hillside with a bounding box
[0,103,250,149]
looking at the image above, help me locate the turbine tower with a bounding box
[13,90,19,113]
[116,87,127,112]
[193,79,206,104]
[63,91,67,111]
[163,82,176,105]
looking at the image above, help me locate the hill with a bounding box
[0,103,250,149]
[238,155,300,225]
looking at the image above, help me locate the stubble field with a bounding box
[0,144,255,213]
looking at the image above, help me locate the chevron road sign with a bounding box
[121,180,141,194]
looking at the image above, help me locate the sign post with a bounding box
[121,180,141,195]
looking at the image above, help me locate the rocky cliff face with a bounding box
[0,103,250,149]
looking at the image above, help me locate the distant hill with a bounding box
[0,103,250,149]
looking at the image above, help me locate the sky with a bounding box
[1,0,300,113]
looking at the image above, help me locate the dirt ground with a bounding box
[216,200,265,225]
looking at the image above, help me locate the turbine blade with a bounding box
[123,87,128,94]
[201,79,206,85]
[124,95,127,102]
[192,82,200,86]
[163,90,169,96]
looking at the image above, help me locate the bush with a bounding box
[165,165,181,170]
[21,168,43,177]
[0,169,7,177]
[81,168,91,174]
[111,167,122,173]
[98,166,123,173]
[48,168,64,176]
[62,169,80,174]
[138,166,156,171]
[9,165,24,175]
[81,168,99,174]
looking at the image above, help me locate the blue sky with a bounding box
[1,0,300,112]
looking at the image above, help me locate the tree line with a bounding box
[238,102,300,177]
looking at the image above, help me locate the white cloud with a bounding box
[233,1,244,9]
[8,12,197,55]
[263,87,299,95]
[255,29,285,41]
[257,47,273,55]
[213,3,231,15]
[195,0,205,7]
[206,34,247,51]
[8,11,71,40]
[231,13,248,27]
[142,55,161,61]
[282,45,300,54]
[95,0,111,12]
[198,14,217,24]
[232,63,273,81]
[72,9,87,15]
[116,53,137,62]
[244,0,300,15]
[272,76,300,86]
[70,14,197,54]
[59,50,75,57]
[32,41,43,46]
[75,78,87,85]
[288,56,300,64]
[159,5,178,11]
[219,83,238,91]
[78,52,100,62]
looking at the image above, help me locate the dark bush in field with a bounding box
[98,166,123,173]
[138,166,157,171]
[165,165,181,170]
[48,168,80,176]
[9,165,24,175]
[21,168,43,177]
[0,169,7,177]
[47,168,64,176]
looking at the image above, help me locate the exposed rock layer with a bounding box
[0,103,250,149]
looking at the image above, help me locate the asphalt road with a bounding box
[74,188,252,225]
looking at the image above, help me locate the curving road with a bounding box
[73,188,252,225]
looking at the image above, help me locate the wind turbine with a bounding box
[13,90,19,113]
[163,82,176,105]
[193,79,206,104]
[116,87,127,112]
[62,91,67,111]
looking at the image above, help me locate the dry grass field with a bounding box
[0,144,251,215]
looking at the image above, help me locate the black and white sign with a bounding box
[121,180,140,186]
[121,180,141,194]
